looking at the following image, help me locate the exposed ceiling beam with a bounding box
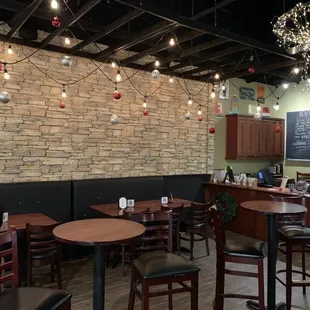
[40,0,101,49]
[227,60,299,79]
[163,44,248,74]
[114,0,295,60]
[0,34,205,84]
[120,30,202,66]
[94,21,178,60]
[6,0,43,40]
[145,37,228,70]
[70,9,144,54]
[0,0,114,35]
[120,0,240,66]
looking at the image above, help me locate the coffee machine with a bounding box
[266,164,283,177]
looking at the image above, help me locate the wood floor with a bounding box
[41,230,310,310]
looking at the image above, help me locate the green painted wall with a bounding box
[214,78,277,174]
[273,82,310,179]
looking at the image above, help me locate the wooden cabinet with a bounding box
[226,114,285,160]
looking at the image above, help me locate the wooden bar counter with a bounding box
[204,182,310,241]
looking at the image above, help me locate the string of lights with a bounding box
[0,0,299,120]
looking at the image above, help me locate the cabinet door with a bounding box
[254,121,264,157]
[237,117,247,158]
[262,120,271,157]
[274,121,284,157]
[246,118,255,157]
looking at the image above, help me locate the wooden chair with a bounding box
[297,172,310,183]
[127,210,200,310]
[26,222,62,288]
[210,204,265,310]
[161,203,184,254]
[271,195,310,310]
[181,202,210,260]
[0,226,72,309]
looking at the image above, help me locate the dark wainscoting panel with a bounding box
[72,176,165,220]
[0,181,71,222]
[164,174,211,203]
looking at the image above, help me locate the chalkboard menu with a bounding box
[286,110,310,160]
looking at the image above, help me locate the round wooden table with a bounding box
[241,201,307,310]
[53,218,145,310]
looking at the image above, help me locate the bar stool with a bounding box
[271,195,310,310]
[210,204,265,310]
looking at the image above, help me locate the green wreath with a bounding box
[213,192,238,222]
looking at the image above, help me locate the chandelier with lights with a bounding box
[273,2,310,78]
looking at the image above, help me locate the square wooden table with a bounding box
[90,198,195,217]
[0,213,56,232]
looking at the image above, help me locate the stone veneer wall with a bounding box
[0,43,214,183]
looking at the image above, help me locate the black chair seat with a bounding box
[184,221,206,229]
[0,287,71,310]
[223,239,265,259]
[278,225,310,239]
[134,251,200,279]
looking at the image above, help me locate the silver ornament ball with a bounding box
[61,55,72,67]
[185,112,192,120]
[110,114,120,125]
[152,69,160,79]
[0,91,10,104]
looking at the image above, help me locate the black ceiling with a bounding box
[0,0,306,86]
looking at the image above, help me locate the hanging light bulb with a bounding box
[7,45,13,55]
[169,76,174,83]
[155,60,160,67]
[198,106,202,121]
[293,67,300,74]
[221,84,226,91]
[3,65,10,80]
[64,37,71,45]
[256,103,261,112]
[143,96,147,108]
[116,69,122,82]
[188,97,193,105]
[169,38,175,46]
[51,0,58,9]
[273,102,280,110]
[111,61,116,68]
[211,88,216,98]
[62,85,66,98]
[283,83,289,89]
[214,73,220,79]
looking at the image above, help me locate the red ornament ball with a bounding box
[275,126,281,132]
[209,127,216,134]
[248,67,255,73]
[52,16,61,27]
[59,101,65,109]
[198,115,203,122]
[114,90,121,100]
[143,109,149,116]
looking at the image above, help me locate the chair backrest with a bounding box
[26,222,61,264]
[209,203,226,256]
[0,226,19,288]
[189,202,211,229]
[297,172,310,183]
[126,210,173,253]
[161,203,184,232]
[0,205,3,228]
[270,195,306,226]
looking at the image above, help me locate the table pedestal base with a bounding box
[93,245,105,310]
[246,300,286,310]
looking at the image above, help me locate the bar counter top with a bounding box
[204,182,310,241]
